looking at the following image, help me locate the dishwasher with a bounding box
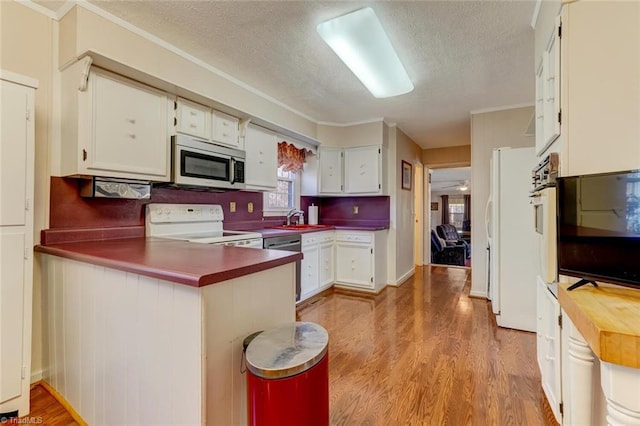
[263,235,302,302]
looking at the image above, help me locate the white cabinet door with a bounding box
[0,230,26,404]
[0,81,28,226]
[335,243,373,288]
[301,245,319,298]
[542,19,561,151]
[0,74,35,415]
[176,98,209,139]
[538,279,562,423]
[319,148,343,194]
[82,69,171,180]
[535,60,546,156]
[344,146,381,193]
[211,111,241,149]
[244,125,277,191]
[319,243,334,288]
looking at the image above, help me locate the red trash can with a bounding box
[245,321,329,426]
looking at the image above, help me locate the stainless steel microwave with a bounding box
[172,134,245,190]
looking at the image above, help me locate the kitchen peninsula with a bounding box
[35,235,301,425]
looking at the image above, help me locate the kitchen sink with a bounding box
[271,224,332,230]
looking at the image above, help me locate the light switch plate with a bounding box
[353,205,359,214]
[248,202,254,213]
[230,202,236,212]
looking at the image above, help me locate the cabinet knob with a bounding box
[127,118,136,124]
[190,111,197,116]
[259,160,263,165]
[545,355,555,361]
[546,97,555,102]
[190,124,197,128]
[222,121,228,127]
[222,132,228,137]
[128,133,136,139]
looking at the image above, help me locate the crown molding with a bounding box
[470,102,534,115]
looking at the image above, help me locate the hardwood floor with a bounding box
[28,384,78,425]
[298,265,557,425]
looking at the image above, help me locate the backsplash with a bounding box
[301,195,390,228]
[49,177,270,230]
[48,177,390,232]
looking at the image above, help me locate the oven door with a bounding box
[173,135,245,189]
[531,187,557,283]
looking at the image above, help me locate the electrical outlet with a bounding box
[248,202,254,213]
[353,205,359,214]
[230,202,236,213]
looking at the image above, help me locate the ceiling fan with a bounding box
[441,180,470,191]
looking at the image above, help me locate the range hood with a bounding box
[80,177,151,199]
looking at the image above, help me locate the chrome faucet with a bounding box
[286,208,304,225]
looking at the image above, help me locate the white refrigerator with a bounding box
[486,147,537,332]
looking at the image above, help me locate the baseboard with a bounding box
[469,290,488,299]
[37,381,88,426]
[389,268,415,287]
[30,370,43,385]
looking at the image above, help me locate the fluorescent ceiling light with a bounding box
[317,7,414,99]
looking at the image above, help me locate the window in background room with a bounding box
[264,167,298,214]
[448,196,465,230]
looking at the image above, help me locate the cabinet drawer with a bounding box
[302,233,318,247]
[335,232,372,244]
[176,98,209,139]
[212,111,240,148]
[316,231,334,244]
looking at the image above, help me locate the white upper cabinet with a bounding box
[176,97,210,139]
[244,124,277,191]
[211,111,241,149]
[318,147,344,194]
[536,17,561,156]
[317,145,383,195]
[61,60,172,181]
[344,145,382,193]
[547,1,640,175]
[176,98,241,149]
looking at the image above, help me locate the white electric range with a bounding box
[145,203,263,248]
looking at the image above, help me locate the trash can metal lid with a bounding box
[245,322,329,379]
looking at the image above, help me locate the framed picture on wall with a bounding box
[401,161,412,190]
[430,202,439,211]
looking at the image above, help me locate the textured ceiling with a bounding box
[36,0,536,149]
[431,167,471,191]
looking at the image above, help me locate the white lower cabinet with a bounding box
[301,231,334,301]
[536,277,562,423]
[334,230,386,292]
[319,243,334,288]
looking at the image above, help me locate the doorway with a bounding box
[429,166,471,267]
[414,163,424,266]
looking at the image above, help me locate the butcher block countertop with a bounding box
[558,283,640,368]
[35,237,302,288]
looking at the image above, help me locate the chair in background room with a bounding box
[430,230,466,266]
[436,224,471,258]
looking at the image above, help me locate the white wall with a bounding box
[470,106,534,297]
[317,121,385,147]
[390,126,423,285]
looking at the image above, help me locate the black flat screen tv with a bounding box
[557,170,640,289]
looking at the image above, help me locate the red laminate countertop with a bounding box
[35,237,302,288]
[257,225,387,238]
